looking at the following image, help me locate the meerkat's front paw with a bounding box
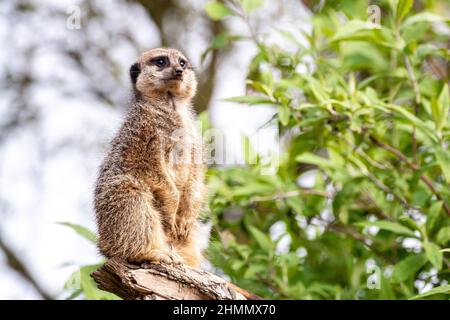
[144,249,183,265]
[171,220,191,241]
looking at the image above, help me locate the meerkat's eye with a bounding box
[179,59,187,68]
[152,57,168,68]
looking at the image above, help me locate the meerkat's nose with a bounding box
[174,68,183,77]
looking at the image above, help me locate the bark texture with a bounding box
[91,258,262,300]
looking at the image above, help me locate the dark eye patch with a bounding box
[151,56,169,68]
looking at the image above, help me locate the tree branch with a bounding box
[0,236,53,300]
[91,258,262,300]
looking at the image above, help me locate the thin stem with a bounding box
[396,28,421,165]
[404,55,421,165]
[251,189,331,202]
[362,192,394,221]
[228,0,261,47]
[340,137,415,211]
[327,223,397,263]
[403,55,421,105]
[370,135,450,216]
[255,273,290,298]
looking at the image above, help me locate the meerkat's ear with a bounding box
[129,62,141,85]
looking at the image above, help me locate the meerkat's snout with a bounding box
[173,67,183,79]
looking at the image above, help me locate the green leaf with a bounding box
[436,226,450,245]
[397,0,413,21]
[58,222,98,244]
[410,285,450,299]
[423,241,443,270]
[65,289,82,300]
[402,12,447,28]
[201,33,243,62]
[398,215,420,232]
[234,182,274,197]
[388,0,399,18]
[354,220,416,237]
[438,84,449,131]
[243,263,268,278]
[241,0,265,13]
[379,103,437,143]
[79,265,121,300]
[435,147,450,183]
[330,20,397,49]
[224,95,274,105]
[276,29,306,47]
[331,20,380,41]
[431,85,449,135]
[426,201,443,233]
[296,153,333,170]
[64,270,81,290]
[247,225,273,252]
[286,197,303,215]
[278,105,290,126]
[204,1,234,21]
[302,74,329,102]
[392,253,427,283]
[242,135,258,165]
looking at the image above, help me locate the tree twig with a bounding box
[327,223,397,263]
[370,135,450,216]
[0,237,53,300]
[402,45,421,165]
[251,189,331,202]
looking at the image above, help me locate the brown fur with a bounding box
[94,48,205,267]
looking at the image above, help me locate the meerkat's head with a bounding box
[130,48,197,101]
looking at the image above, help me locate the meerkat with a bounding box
[94,48,206,267]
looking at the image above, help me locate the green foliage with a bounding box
[204,1,235,20]
[60,223,120,300]
[58,222,98,244]
[204,0,450,299]
[241,0,265,13]
[64,264,121,300]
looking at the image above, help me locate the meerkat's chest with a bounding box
[167,131,201,185]
[165,106,201,186]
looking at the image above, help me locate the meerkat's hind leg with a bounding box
[97,176,182,266]
[133,192,184,266]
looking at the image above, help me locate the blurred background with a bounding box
[0,0,309,299]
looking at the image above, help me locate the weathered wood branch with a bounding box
[91,258,262,300]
